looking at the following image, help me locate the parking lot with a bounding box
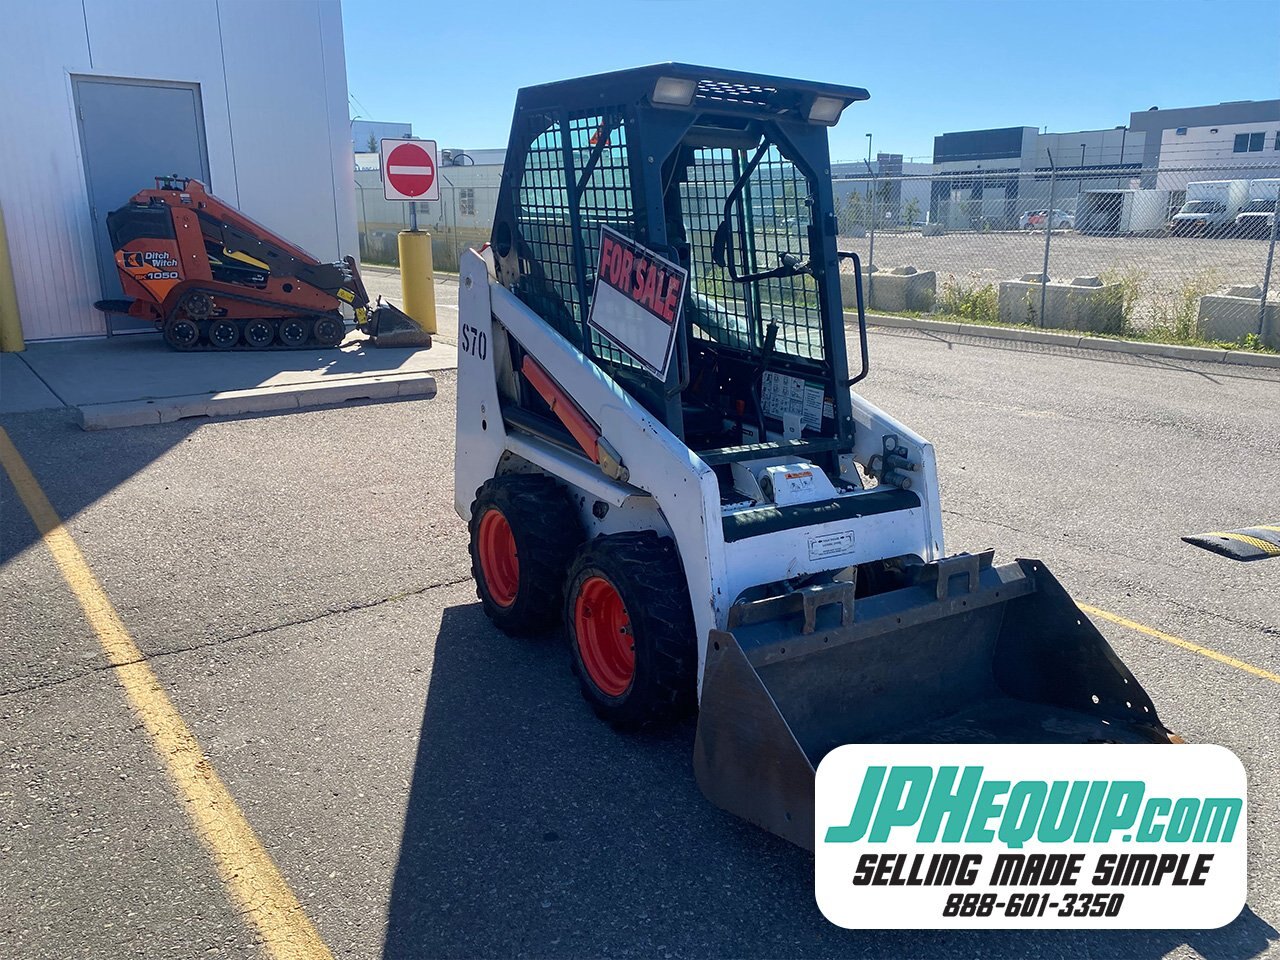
[839,229,1275,330]
[3,311,1279,958]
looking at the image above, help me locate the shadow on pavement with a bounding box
[382,603,1277,959]
[0,410,201,564]
[18,333,425,408]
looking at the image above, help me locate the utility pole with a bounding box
[1115,125,1128,188]
[1260,197,1278,340]
[865,159,876,306]
[1040,150,1056,329]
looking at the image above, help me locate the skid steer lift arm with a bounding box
[454,63,1175,855]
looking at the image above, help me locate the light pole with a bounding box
[866,133,873,164]
[1115,125,1128,187]
[1079,143,1087,201]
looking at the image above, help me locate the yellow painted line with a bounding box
[1077,601,1280,686]
[0,428,333,960]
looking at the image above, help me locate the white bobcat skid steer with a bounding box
[454,64,1174,851]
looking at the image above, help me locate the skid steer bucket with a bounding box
[693,553,1175,850]
[362,300,433,348]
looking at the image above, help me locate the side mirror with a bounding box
[712,220,730,268]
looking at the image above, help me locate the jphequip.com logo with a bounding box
[814,745,1246,928]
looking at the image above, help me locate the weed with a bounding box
[1098,267,1146,335]
[1147,271,1220,343]
[938,275,1000,325]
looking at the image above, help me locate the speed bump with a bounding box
[1183,524,1280,562]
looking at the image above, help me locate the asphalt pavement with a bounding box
[2,319,1278,959]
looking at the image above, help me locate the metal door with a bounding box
[73,76,211,333]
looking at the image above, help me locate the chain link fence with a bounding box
[833,161,1280,349]
[354,179,499,272]
[355,162,1279,350]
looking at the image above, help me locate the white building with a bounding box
[354,149,505,269]
[1156,121,1280,191]
[1,0,357,341]
[831,155,933,227]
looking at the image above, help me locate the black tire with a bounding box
[469,474,583,636]
[243,318,275,349]
[313,315,345,346]
[279,316,311,347]
[207,318,239,350]
[163,317,200,350]
[564,532,696,725]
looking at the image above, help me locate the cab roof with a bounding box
[512,62,869,124]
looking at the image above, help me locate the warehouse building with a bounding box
[1131,100,1280,190]
[1127,99,1280,176]
[1,0,357,341]
[928,99,1280,225]
[930,125,1146,227]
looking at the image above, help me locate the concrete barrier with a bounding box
[997,274,1124,334]
[841,265,936,314]
[1197,284,1279,348]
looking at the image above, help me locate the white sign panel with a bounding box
[380,138,439,202]
[815,744,1246,930]
[587,227,687,380]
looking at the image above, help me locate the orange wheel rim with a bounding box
[574,576,634,696]
[478,509,519,607]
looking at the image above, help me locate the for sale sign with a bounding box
[815,744,1246,929]
[587,227,687,380]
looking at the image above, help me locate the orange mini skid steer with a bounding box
[95,176,427,350]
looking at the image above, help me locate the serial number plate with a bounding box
[809,531,854,560]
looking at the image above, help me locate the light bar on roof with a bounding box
[652,76,697,107]
[807,95,846,125]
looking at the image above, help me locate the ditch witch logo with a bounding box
[122,250,178,270]
[813,745,1247,929]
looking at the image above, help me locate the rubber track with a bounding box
[167,339,343,352]
[166,317,347,352]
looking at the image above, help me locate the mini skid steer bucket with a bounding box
[454,64,1175,855]
[693,552,1173,850]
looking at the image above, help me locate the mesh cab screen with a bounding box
[681,144,825,363]
[569,113,642,371]
[514,111,642,372]
[515,119,579,341]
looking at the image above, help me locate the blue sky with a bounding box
[342,0,1278,163]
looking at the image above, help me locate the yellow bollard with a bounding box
[397,230,437,335]
[0,204,25,352]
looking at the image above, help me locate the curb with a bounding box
[854,313,1280,369]
[77,372,437,431]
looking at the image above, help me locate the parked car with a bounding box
[1019,209,1074,230]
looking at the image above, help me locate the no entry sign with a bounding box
[380,138,439,201]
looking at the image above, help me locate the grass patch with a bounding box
[860,305,1276,354]
[864,268,1275,354]
[937,275,999,325]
